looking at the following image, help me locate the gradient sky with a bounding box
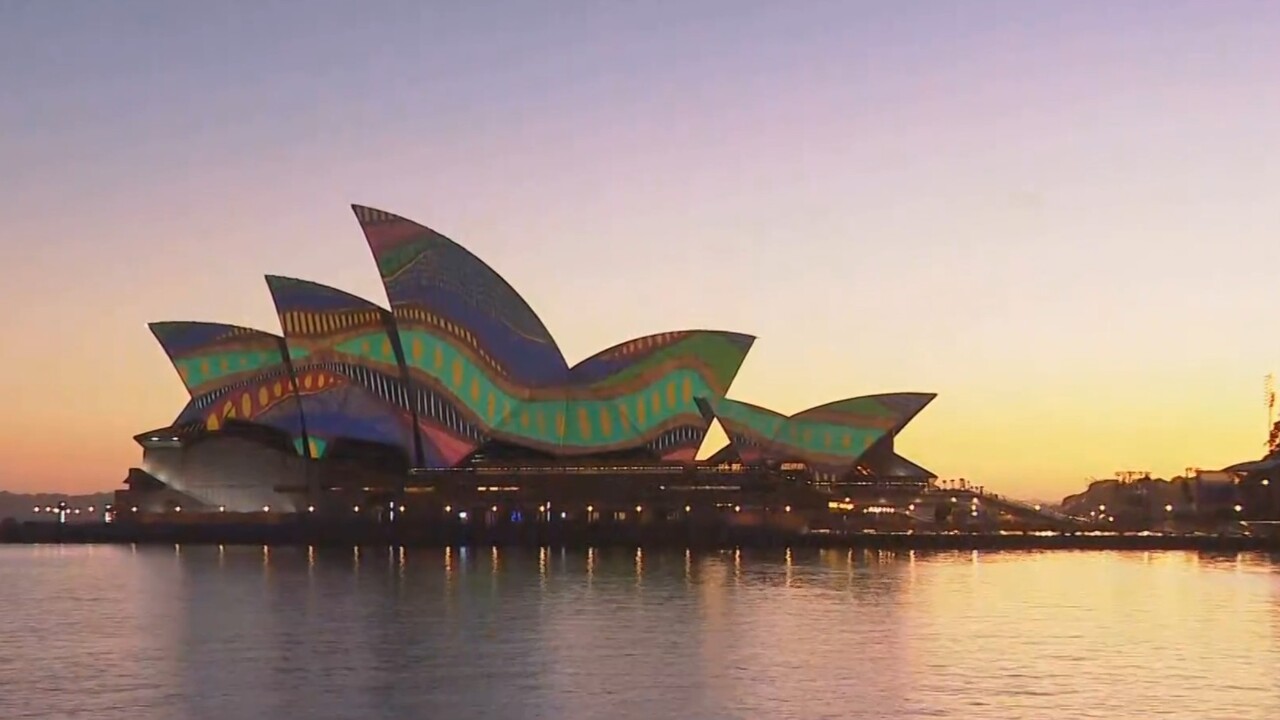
[2,0,1278,500]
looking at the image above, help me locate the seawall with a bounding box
[4,521,1279,553]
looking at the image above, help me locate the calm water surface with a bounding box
[2,545,1279,719]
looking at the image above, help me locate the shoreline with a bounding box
[3,522,1278,553]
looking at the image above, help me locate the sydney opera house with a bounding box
[118,206,936,528]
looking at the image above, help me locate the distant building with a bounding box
[1222,456,1280,521]
[120,206,935,523]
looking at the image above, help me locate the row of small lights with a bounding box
[32,505,101,515]
[143,496,1270,518]
[131,499,1261,518]
[75,478,1280,518]
[143,503,796,515]
[836,500,996,519]
[1093,502,1250,515]
[436,502,796,516]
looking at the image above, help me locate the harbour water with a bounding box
[2,546,1279,719]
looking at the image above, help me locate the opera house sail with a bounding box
[697,393,936,485]
[123,205,935,516]
[143,322,309,511]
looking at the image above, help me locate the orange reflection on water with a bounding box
[4,547,1280,719]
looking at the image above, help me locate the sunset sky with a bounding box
[2,1,1278,500]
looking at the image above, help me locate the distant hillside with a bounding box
[0,491,114,522]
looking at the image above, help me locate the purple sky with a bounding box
[3,1,1279,498]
